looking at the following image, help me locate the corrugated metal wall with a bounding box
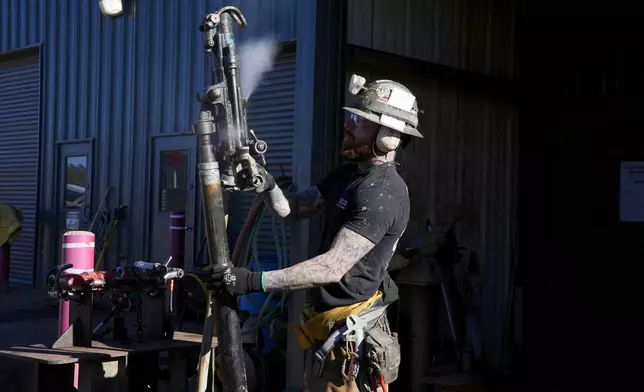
[0,52,41,287]
[406,80,517,368]
[1,0,298,285]
[212,0,297,42]
[227,51,296,259]
[0,0,42,51]
[347,0,517,78]
[347,0,519,369]
[349,44,519,367]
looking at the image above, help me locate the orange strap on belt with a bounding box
[371,374,387,392]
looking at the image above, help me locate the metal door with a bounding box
[57,141,94,264]
[150,135,196,267]
[0,51,41,287]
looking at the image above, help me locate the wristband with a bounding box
[249,271,264,293]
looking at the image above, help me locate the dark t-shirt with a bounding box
[312,162,410,311]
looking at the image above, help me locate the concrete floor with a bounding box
[0,288,60,347]
[0,315,59,348]
[0,289,63,392]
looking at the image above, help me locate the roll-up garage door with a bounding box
[0,53,41,287]
[227,51,295,262]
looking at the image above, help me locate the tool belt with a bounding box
[311,302,401,385]
[293,294,401,386]
[291,274,402,386]
[363,311,401,385]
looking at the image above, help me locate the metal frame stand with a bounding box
[0,286,208,392]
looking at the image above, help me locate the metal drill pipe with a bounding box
[220,12,248,148]
[214,30,235,156]
[195,109,248,391]
[194,7,256,390]
[194,114,217,392]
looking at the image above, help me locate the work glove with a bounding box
[209,265,263,296]
[253,166,276,194]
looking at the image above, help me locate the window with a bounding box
[65,155,87,208]
[159,150,188,212]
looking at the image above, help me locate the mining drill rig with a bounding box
[191,6,273,392]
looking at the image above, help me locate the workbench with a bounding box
[0,331,216,392]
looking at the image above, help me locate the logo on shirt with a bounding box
[337,198,348,210]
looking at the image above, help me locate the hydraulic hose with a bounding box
[228,177,292,342]
[232,197,264,267]
[231,177,292,267]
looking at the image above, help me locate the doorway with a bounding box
[150,135,196,268]
[56,140,94,266]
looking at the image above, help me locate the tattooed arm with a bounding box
[261,185,324,221]
[262,227,375,291]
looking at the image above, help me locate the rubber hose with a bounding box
[232,197,264,267]
[231,177,292,267]
[242,208,264,271]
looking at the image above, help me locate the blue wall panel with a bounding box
[39,0,140,274]
[208,0,297,43]
[1,0,299,282]
[0,0,42,51]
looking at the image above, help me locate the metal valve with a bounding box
[197,86,222,104]
[46,263,73,299]
[132,261,168,278]
[249,129,267,155]
[164,268,185,281]
[199,14,220,52]
[251,174,265,188]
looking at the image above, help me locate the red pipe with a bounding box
[58,231,95,336]
[170,212,186,269]
[170,212,186,314]
[58,230,95,389]
[58,271,108,292]
[0,243,10,294]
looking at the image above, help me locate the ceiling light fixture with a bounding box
[99,0,124,17]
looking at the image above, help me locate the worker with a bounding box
[210,75,423,391]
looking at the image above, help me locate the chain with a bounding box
[136,295,144,342]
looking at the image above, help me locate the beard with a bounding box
[341,138,373,162]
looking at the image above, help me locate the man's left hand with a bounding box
[209,265,263,295]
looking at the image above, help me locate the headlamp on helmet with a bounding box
[348,74,367,95]
[344,74,423,139]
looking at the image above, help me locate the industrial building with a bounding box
[0,0,517,389]
[2,0,641,390]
